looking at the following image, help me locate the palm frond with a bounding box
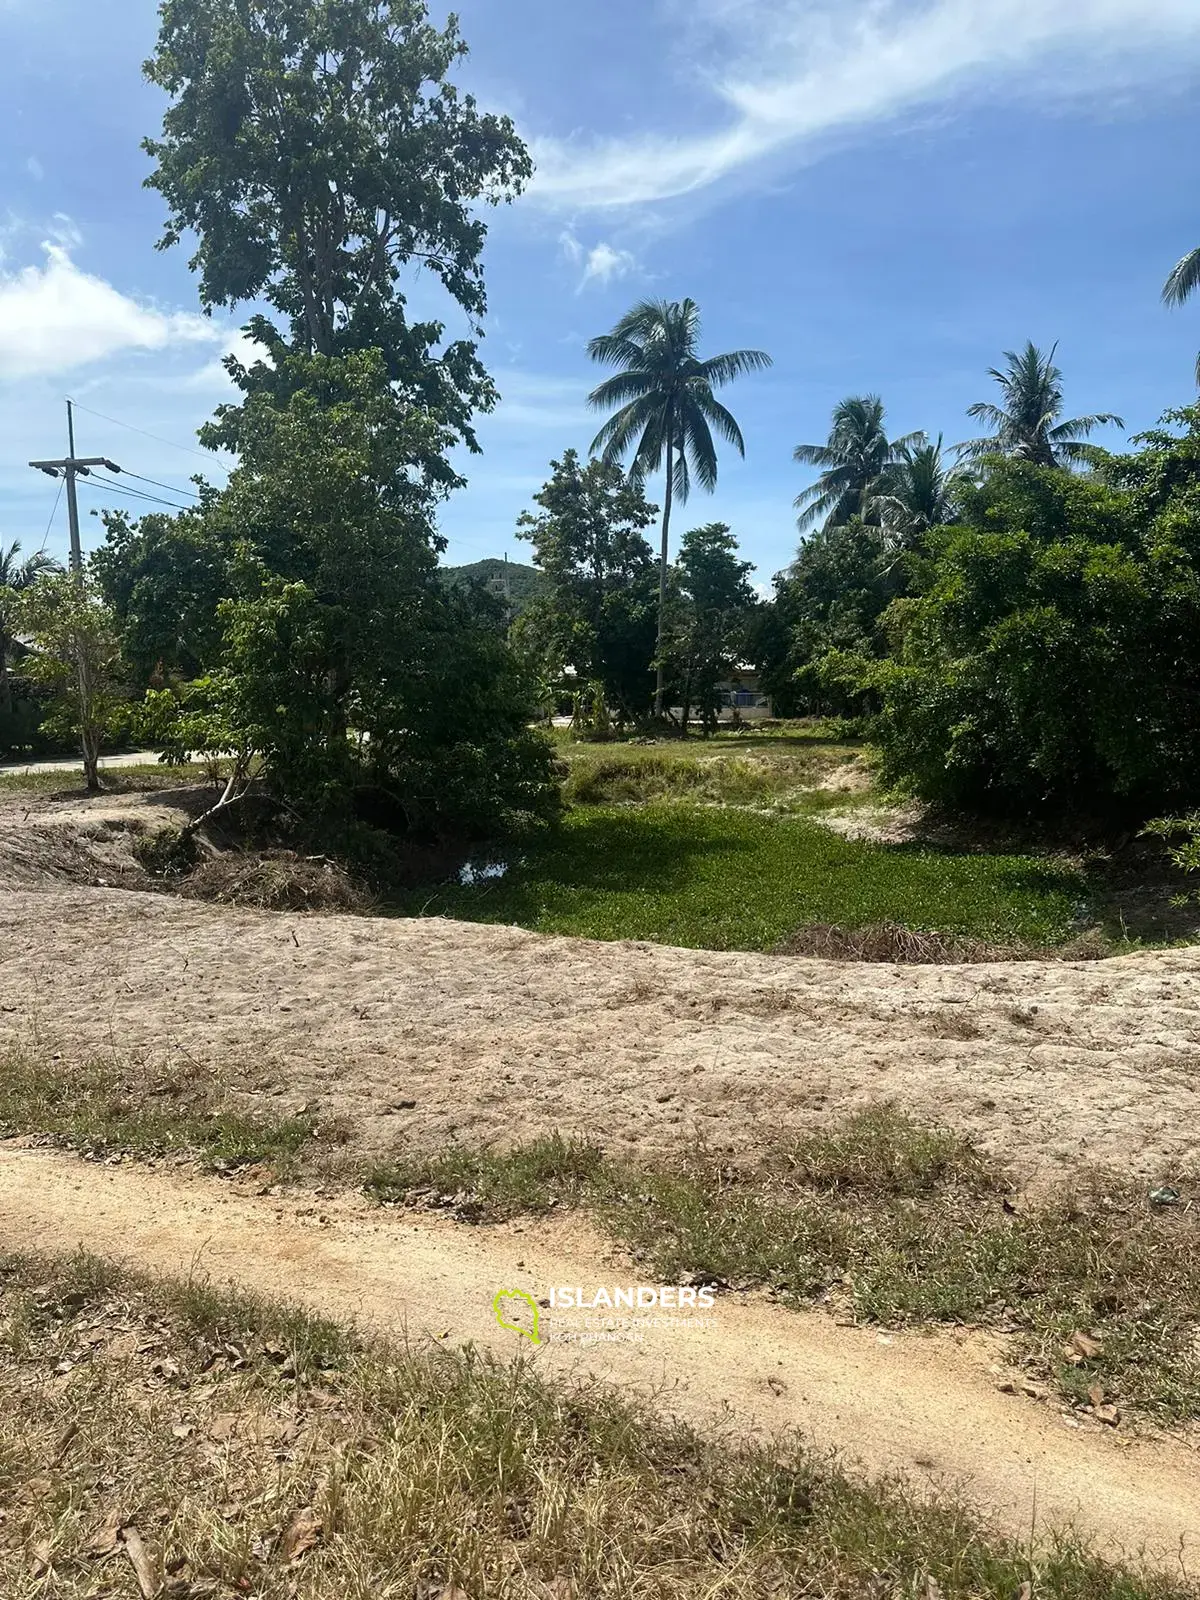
[692,391,747,456]
[587,371,657,410]
[679,404,719,496]
[590,397,656,463]
[793,443,838,466]
[1163,248,1200,307]
[700,348,773,387]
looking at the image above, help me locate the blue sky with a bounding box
[1,0,1199,589]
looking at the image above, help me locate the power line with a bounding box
[79,475,194,514]
[37,478,65,555]
[64,397,231,476]
[121,469,202,501]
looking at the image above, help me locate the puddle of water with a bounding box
[459,861,509,887]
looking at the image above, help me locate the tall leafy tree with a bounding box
[144,0,531,476]
[516,450,659,723]
[586,299,771,717]
[15,574,127,793]
[867,435,967,546]
[1162,247,1200,384]
[958,342,1123,468]
[0,541,60,713]
[670,523,755,735]
[793,396,920,532]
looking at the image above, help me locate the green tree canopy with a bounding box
[865,425,1200,817]
[153,351,560,840]
[145,0,531,471]
[516,449,659,723]
[670,523,756,734]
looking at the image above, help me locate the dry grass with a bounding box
[772,922,1113,964]
[4,1049,1196,1424]
[0,1249,1194,1600]
[0,1052,327,1177]
[179,851,373,914]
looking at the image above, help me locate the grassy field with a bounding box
[2,1248,1193,1600]
[0,761,207,797]
[399,803,1088,952]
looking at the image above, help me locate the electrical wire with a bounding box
[119,469,202,501]
[78,475,195,514]
[37,478,65,555]
[64,397,231,476]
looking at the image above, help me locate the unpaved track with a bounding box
[1,1147,1196,1569]
[2,884,1200,1178]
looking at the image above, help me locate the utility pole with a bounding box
[27,402,124,789]
[29,401,122,576]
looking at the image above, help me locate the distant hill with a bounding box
[439,558,546,613]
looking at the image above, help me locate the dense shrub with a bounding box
[862,417,1200,818]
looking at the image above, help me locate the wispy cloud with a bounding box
[531,0,1200,208]
[0,241,216,380]
[560,229,640,291]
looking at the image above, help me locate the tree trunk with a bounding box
[0,621,11,718]
[654,436,674,719]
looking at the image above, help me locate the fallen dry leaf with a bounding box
[207,1413,238,1442]
[31,1538,52,1579]
[1068,1331,1103,1361]
[86,1513,123,1558]
[1016,1583,1033,1600]
[120,1525,162,1599]
[279,1506,323,1564]
[1086,1382,1106,1408]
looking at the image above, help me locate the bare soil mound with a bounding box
[1,866,1199,1179]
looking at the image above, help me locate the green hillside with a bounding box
[439,558,546,613]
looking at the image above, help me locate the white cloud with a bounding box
[0,243,216,380]
[531,0,1200,208]
[25,157,43,182]
[580,241,638,289]
[559,228,639,290]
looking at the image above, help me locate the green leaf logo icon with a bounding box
[493,1288,541,1345]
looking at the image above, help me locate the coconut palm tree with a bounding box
[587,298,771,718]
[793,396,922,531]
[1162,247,1200,384]
[0,541,60,714]
[958,342,1123,467]
[867,435,967,546]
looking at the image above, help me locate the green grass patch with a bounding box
[399,804,1088,952]
[560,738,864,809]
[0,761,206,796]
[1,1247,1193,1599]
[0,1051,320,1176]
[365,1132,605,1219]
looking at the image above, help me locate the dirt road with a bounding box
[1,1146,1195,1569]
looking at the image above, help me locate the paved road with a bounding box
[0,749,164,779]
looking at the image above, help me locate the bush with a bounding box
[864,431,1200,818]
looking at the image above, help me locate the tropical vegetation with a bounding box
[587,298,771,715]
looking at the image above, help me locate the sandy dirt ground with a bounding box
[0,1145,1195,1568]
[2,859,1200,1177]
